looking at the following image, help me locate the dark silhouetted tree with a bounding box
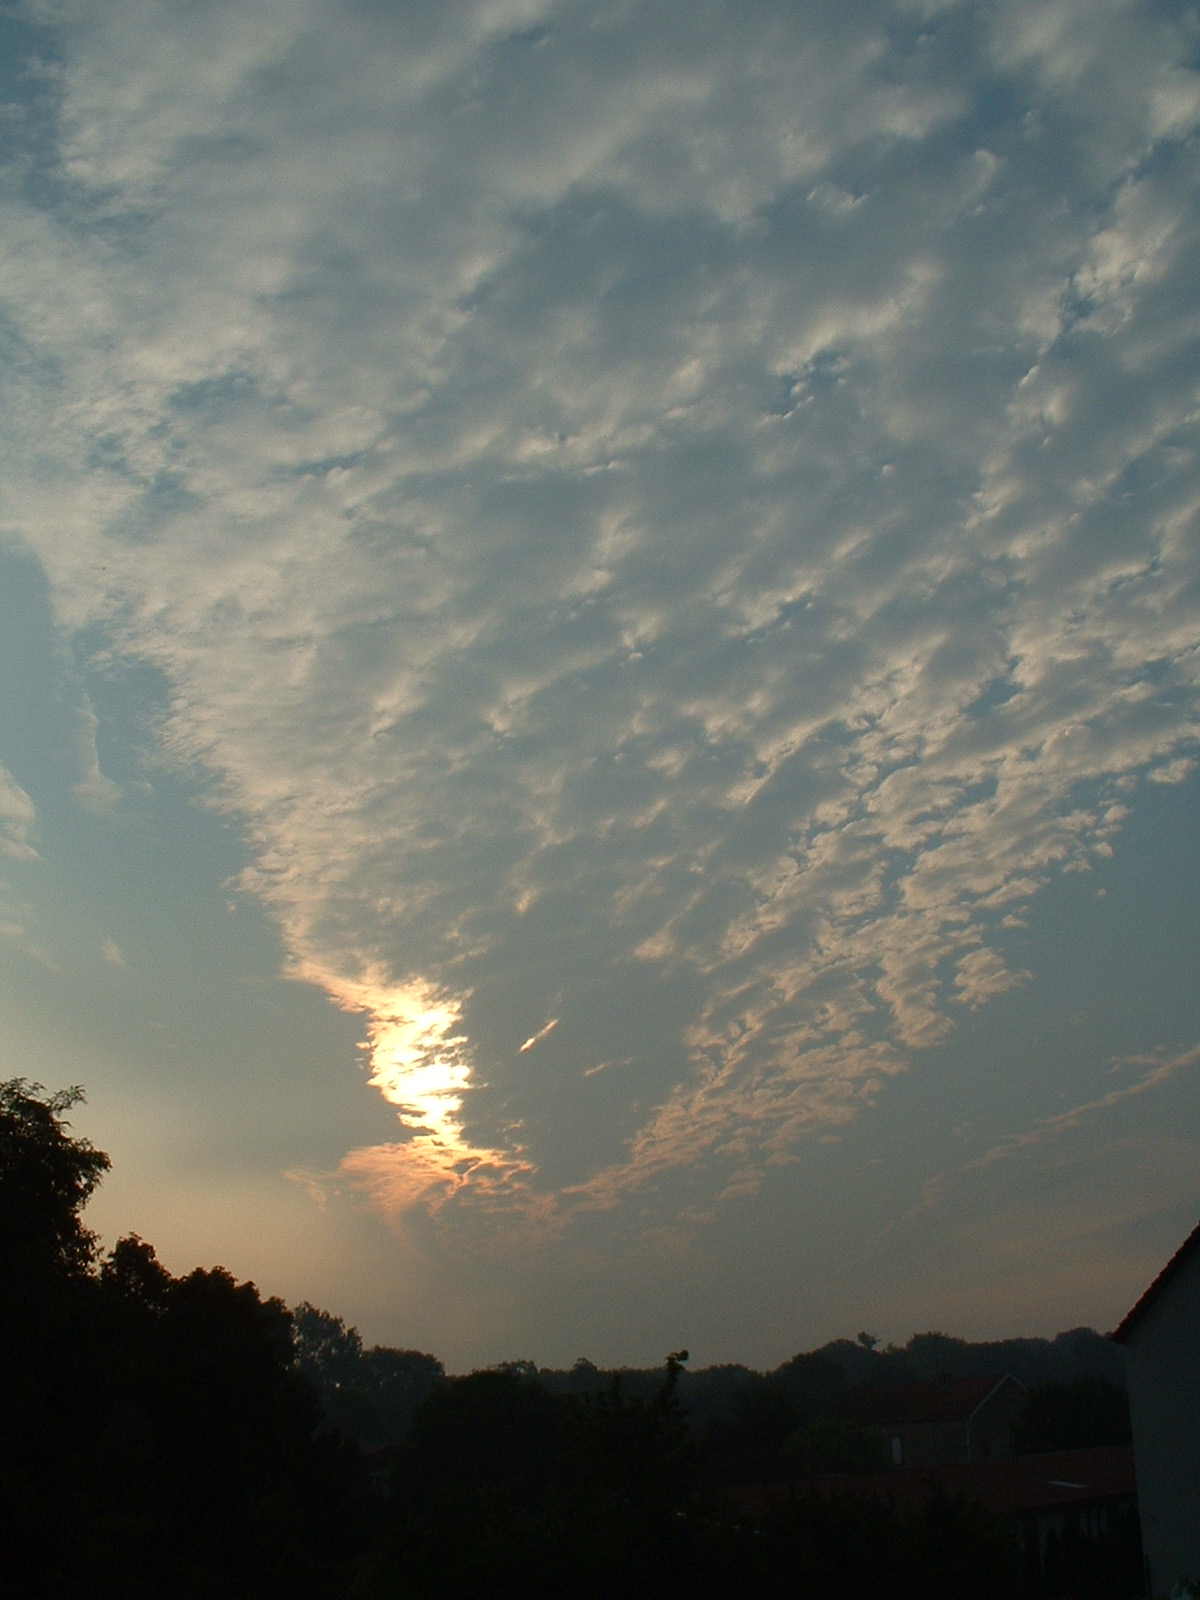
[1011,1374,1132,1454]
[383,1354,711,1599]
[0,1079,108,1299]
[293,1301,443,1448]
[0,1082,376,1599]
[0,1081,112,1592]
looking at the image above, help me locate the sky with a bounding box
[0,0,1198,1373]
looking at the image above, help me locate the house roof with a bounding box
[930,1445,1136,1517]
[1112,1218,1200,1344]
[730,1445,1136,1522]
[833,1373,1022,1428]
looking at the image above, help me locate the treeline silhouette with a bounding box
[1,1080,1130,1598]
[292,1312,1130,1485]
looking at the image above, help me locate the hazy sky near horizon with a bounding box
[1,0,1198,1371]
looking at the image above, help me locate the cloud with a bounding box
[905,1037,1200,1228]
[980,1039,1200,1161]
[0,920,59,970]
[520,1019,559,1053]
[1149,756,1195,785]
[0,765,38,862]
[70,693,122,812]
[0,765,55,966]
[0,0,1197,1233]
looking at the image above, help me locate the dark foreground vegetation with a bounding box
[1,1080,1140,1599]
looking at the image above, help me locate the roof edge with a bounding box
[1112,1218,1200,1343]
[966,1373,1027,1418]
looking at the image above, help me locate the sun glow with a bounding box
[361,987,472,1137]
[305,965,533,1215]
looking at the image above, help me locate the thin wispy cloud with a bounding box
[905,1038,1200,1227]
[0,766,38,863]
[0,0,1196,1277]
[520,1020,559,1054]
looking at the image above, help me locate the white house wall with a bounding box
[1123,1249,1200,1596]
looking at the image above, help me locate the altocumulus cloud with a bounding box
[1,0,1198,1230]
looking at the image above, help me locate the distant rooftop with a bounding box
[833,1373,1021,1427]
[731,1445,1136,1521]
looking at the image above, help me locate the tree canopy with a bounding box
[0,1079,109,1297]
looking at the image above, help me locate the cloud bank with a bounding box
[1,0,1197,1230]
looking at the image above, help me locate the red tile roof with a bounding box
[927,1446,1136,1517]
[1112,1218,1200,1343]
[730,1446,1136,1521]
